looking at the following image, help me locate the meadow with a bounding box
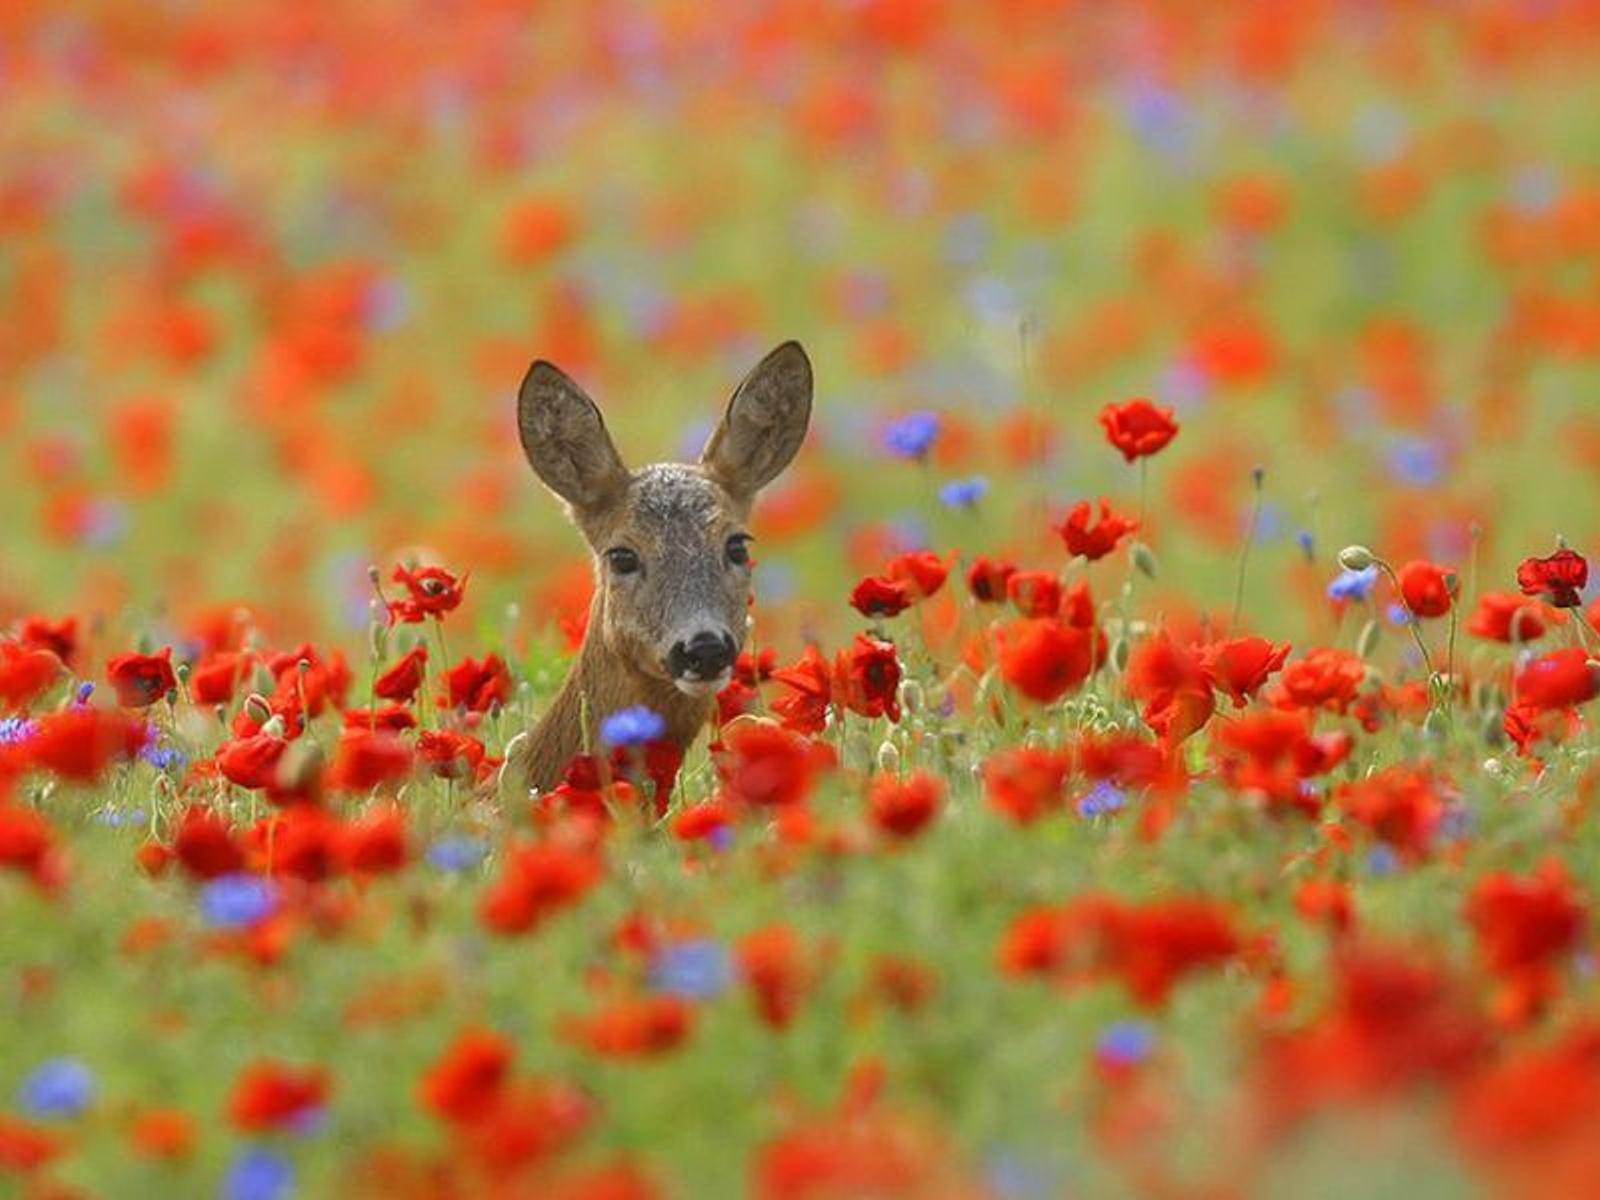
[4,2,1600,1197]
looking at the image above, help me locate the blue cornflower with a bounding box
[939,476,989,509]
[0,717,37,745]
[600,705,666,747]
[1387,602,1413,626]
[426,836,487,873]
[1386,438,1445,487]
[18,1058,95,1119]
[648,939,733,1000]
[1096,1021,1155,1067]
[73,681,94,706]
[140,738,188,771]
[1295,529,1316,561]
[881,411,941,460]
[1366,845,1401,877]
[1327,565,1379,603]
[223,1149,294,1200]
[200,874,279,930]
[1077,781,1127,818]
[707,826,734,853]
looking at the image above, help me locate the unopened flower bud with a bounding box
[244,693,272,724]
[876,740,901,773]
[1338,545,1375,571]
[1132,542,1159,579]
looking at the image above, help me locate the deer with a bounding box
[500,341,812,797]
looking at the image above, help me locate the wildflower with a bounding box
[881,411,941,459]
[417,729,486,779]
[228,1061,329,1133]
[966,555,1018,603]
[373,644,428,703]
[1327,565,1379,603]
[128,1108,195,1160]
[338,806,409,874]
[983,746,1072,825]
[1338,766,1447,861]
[884,550,950,598]
[737,924,813,1028]
[600,705,666,747]
[1200,636,1291,706]
[1515,647,1600,710]
[868,771,943,839]
[1076,781,1127,817]
[1099,398,1179,462]
[419,1027,515,1125]
[106,648,176,707]
[480,840,604,936]
[1125,633,1214,743]
[0,643,62,712]
[1396,559,1455,618]
[199,874,279,930]
[1055,498,1139,561]
[1466,593,1550,643]
[849,575,913,618]
[1517,548,1589,608]
[17,1059,94,1119]
[564,994,693,1058]
[328,728,412,791]
[716,721,818,807]
[190,650,251,705]
[1006,571,1061,619]
[649,940,733,1000]
[425,836,486,873]
[770,646,832,735]
[833,635,902,722]
[1466,860,1586,1023]
[222,1148,294,1200]
[217,733,288,791]
[1096,1021,1155,1068]
[938,476,988,508]
[388,563,467,623]
[443,653,513,712]
[1274,648,1366,713]
[172,806,246,880]
[997,619,1096,704]
[25,708,149,782]
[17,615,77,666]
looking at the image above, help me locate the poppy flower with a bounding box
[460,1078,593,1173]
[106,648,177,707]
[1055,498,1139,561]
[867,771,942,839]
[1126,634,1215,743]
[416,729,486,779]
[1200,636,1291,707]
[966,556,1017,603]
[342,705,417,733]
[171,806,246,879]
[983,746,1072,825]
[1006,571,1061,618]
[0,803,60,889]
[337,806,409,874]
[0,642,62,712]
[217,734,289,791]
[373,645,428,703]
[17,616,77,667]
[997,619,1095,704]
[443,654,513,713]
[388,563,467,623]
[885,551,950,598]
[25,709,148,783]
[418,1027,515,1125]
[227,1061,329,1132]
[189,651,251,706]
[564,995,693,1058]
[1099,398,1179,462]
[128,1109,195,1160]
[832,635,902,722]
[1466,593,1551,643]
[1466,860,1586,992]
[715,722,818,808]
[1396,560,1455,618]
[1515,648,1600,710]
[849,575,913,619]
[737,924,813,1028]
[1517,548,1589,608]
[480,840,605,936]
[1274,648,1366,713]
[770,646,832,735]
[1337,766,1447,861]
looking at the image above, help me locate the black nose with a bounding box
[669,631,736,680]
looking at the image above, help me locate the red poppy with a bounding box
[867,771,942,839]
[189,650,252,705]
[227,1061,329,1132]
[849,575,913,619]
[460,1078,594,1173]
[373,645,428,703]
[1295,879,1354,935]
[1515,648,1599,710]
[0,1115,61,1172]
[0,803,60,889]
[1055,498,1139,561]
[1466,859,1586,1014]
[0,642,62,712]
[1099,398,1179,462]
[129,1109,195,1161]
[107,648,177,707]
[419,1027,515,1126]
[1396,560,1455,618]
[997,619,1095,704]
[1337,765,1447,861]
[1517,548,1589,608]
[388,563,468,624]
[1006,570,1061,618]
[417,729,486,779]
[716,722,818,808]
[832,635,902,722]
[885,551,950,598]
[983,746,1072,825]
[26,709,148,783]
[770,646,832,735]
[327,729,412,792]
[171,806,245,880]
[1466,593,1551,643]
[444,654,513,712]
[1200,636,1291,707]
[216,733,288,791]
[564,994,692,1058]
[480,840,605,936]
[1125,633,1215,743]
[966,556,1017,603]
[737,924,812,1029]
[1107,898,1243,1008]
[17,615,77,666]
[341,705,417,733]
[338,806,410,874]
[1274,648,1366,713]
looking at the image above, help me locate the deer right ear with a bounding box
[517,361,630,513]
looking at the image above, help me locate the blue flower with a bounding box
[599,705,666,747]
[649,939,733,1000]
[881,411,941,460]
[1295,529,1316,561]
[1386,438,1445,487]
[73,681,95,706]
[200,874,279,930]
[1327,565,1379,602]
[18,1058,95,1119]
[1386,602,1413,626]
[223,1149,294,1200]
[939,476,989,509]
[1096,1021,1155,1067]
[426,836,486,873]
[1077,781,1127,817]
[140,738,188,771]
[1366,845,1401,877]
[0,717,37,745]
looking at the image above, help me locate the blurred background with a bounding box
[2,0,1599,658]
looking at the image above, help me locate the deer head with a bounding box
[517,341,812,699]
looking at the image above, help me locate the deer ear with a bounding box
[517,360,630,513]
[700,341,812,500]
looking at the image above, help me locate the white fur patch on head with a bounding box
[673,670,731,699]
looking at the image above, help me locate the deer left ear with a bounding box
[701,341,812,501]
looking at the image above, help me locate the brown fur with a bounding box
[501,342,812,796]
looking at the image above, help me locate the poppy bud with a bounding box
[876,741,900,773]
[366,564,382,585]
[1338,545,1375,571]
[900,680,923,715]
[260,715,286,739]
[244,694,272,724]
[1132,543,1159,579]
[1110,638,1130,674]
[1356,619,1380,658]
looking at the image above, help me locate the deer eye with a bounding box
[606,547,641,576]
[725,534,752,567]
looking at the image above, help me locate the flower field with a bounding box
[7,2,1600,1197]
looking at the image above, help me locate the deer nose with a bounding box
[669,631,736,680]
